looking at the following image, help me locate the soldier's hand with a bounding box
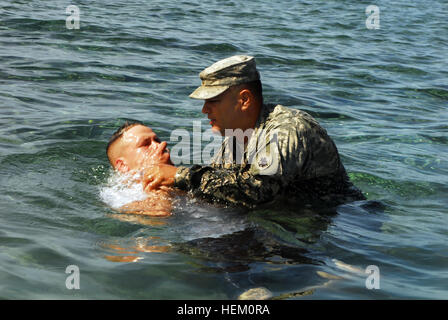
[142,164,177,192]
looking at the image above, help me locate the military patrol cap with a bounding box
[189,55,260,100]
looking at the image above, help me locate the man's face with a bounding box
[109,125,172,172]
[201,87,241,136]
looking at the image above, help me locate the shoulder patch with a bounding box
[252,151,280,176]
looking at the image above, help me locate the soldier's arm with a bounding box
[141,127,310,207]
[174,165,282,208]
[172,125,311,207]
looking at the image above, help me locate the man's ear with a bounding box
[239,89,253,111]
[115,158,129,173]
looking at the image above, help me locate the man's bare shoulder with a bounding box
[118,188,175,217]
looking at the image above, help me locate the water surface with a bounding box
[0,0,447,299]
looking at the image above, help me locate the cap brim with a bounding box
[189,85,229,100]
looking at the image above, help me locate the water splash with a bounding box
[98,170,147,209]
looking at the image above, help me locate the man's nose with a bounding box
[202,102,210,114]
[149,138,160,148]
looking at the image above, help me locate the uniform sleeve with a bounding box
[173,164,282,208]
[261,120,341,180]
[172,127,302,208]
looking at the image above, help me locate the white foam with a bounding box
[99,171,148,209]
[98,170,250,241]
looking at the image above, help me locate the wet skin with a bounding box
[107,124,175,216]
[110,124,173,173]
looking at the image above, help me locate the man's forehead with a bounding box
[122,125,154,142]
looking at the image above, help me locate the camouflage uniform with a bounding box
[174,103,365,208]
[175,55,365,208]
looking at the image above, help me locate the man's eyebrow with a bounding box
[137,134,160,145]
[136,136,151,145]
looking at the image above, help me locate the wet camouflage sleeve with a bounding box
[174,164,282,208]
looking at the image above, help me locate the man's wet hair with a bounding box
[106,120,143,163]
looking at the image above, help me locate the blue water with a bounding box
[0,0,447,299]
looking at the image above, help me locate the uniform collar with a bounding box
[254,103,276,131]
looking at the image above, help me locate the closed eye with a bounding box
[138,137,152,147]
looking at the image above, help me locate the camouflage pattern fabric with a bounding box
[174,104,365,208]
[190,55,260,100]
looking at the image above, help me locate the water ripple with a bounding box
[0,0,447,299]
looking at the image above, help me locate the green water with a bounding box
[0,0,447,299]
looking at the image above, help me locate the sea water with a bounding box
[0,0,447,299]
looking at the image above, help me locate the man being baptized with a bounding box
[106,121,175,217]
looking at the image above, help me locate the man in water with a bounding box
[144,55,365,208]
[106,121,175,216]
